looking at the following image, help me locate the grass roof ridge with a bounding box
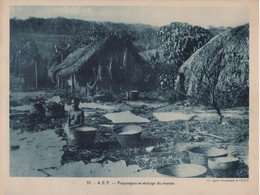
[180,24,248,73]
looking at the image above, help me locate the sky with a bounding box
[10,6,249,28]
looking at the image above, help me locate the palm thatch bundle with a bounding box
[176,24,249,108]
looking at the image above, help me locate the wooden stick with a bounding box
[195,128,224,140]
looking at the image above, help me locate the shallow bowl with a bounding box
[157,164,207,178]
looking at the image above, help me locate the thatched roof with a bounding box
[177,23,249,108]
[53,38,107,76]
[50,36,154,92]
[53,36,148,77]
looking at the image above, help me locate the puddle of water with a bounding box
[104,111,150,123]
[80,102,115,110]
[153,112,194,122]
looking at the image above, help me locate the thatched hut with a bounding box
[176,24,249,108]
[51,36,152,96]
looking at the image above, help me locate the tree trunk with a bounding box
[213,100,222,117]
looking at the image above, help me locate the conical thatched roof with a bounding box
[177,23,249,108]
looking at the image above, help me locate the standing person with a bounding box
[86,79,96,102]
[68,97,84,128]
[86,67,97,102]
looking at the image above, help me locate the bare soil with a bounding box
[9,90,249,177]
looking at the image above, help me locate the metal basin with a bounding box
[157,164,207,178]
[188,147,228,166]
[73,126,97,147]
[208,157,239,177]
[114,125,142,147]
[128,90,139,101]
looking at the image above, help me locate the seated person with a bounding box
[68,97,84,128]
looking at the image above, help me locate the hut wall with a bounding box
[74,46,145,94]
[56,38,149,95]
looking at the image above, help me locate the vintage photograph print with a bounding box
[9,6,249,178]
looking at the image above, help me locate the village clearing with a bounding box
[10,90,249,177]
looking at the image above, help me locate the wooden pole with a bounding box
[57,76,60,88]
[66,77,68,95]
[35,61,38,89]
[194,128,224,140]
[71,74,74,93]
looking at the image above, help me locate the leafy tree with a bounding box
[197,64,223,117]
[72,24,109,48]
[52,36,72,64]
[10,38,48,89]
[156,22,213,92]
[158,22,213,66]
[110,30,136,43]
[175,62,224,120]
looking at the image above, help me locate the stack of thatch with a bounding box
[176,24,249,108]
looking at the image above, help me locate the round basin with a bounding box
[128,90,139,101]
[188,147,228,166]
[208,157,239,177]
[157,164,207,178]
[114,125,142,147]
[73,126,97,147]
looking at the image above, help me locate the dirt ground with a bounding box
[9,90,249,177]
